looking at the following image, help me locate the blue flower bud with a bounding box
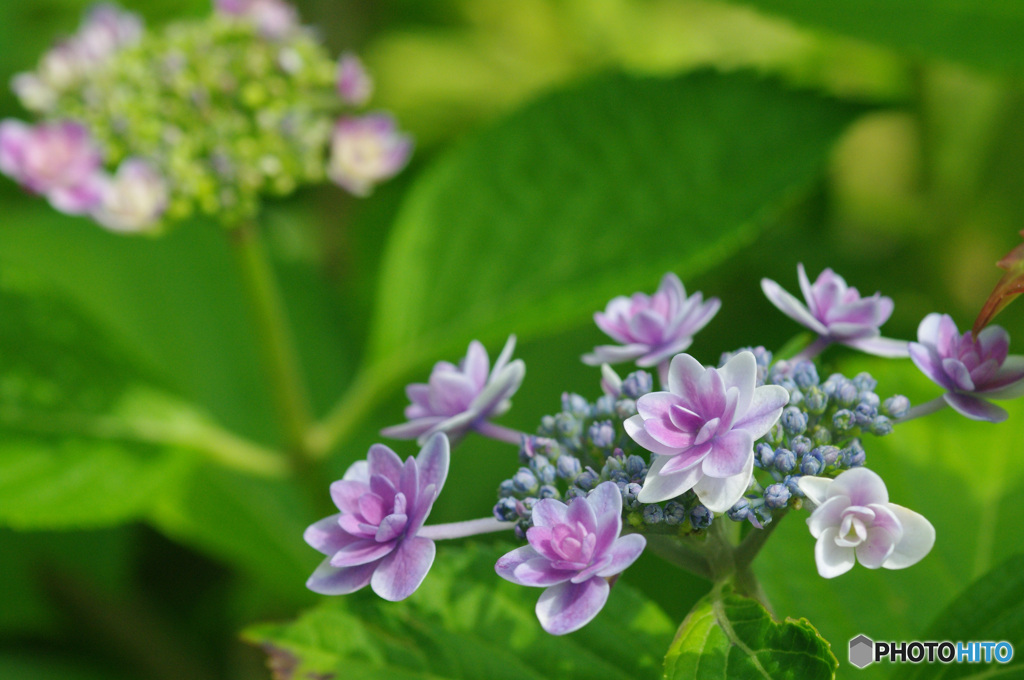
[622,370,654,399]
[837,381,860,407]
[530,456,556,485]
[781,406,808,435]
[793,361,819,389]
[785,475,804,497]
[493,497,519,521]
[625,455,647,480]
[821,373,843,396]
[882,395,910,419]
[614,398,637,419]
[774,448,797,473]
[537,484,560,500]
[803,386,828,414]
[575,467,599,491]
[664,501,686,525]
[514,522,528,540]
[814,445,841,466]
[594,394,616,416]
[622,482,642,510]
[800,450,824,476]
[790,435,813,457]
[563,486,585,501]
[841,441,866,467]
[853,402,877,426]
[755,442,775,468]
[860,391,880,408]
[555,412,581,438]
[853,372,877,393]
[512,467,538,494]
[809,426,832,446]
[561,392,591,417]
[727,498,751,522]
[606,469,630,484]
[832,409,854,431]
[690,504,713,530]
[768,421,785,445]
[588,420,616,449]
[788,388,805,407]
[539,415,557,436]
[869,415,893,436]
[556,454,582,480]
[643,504,664,525]
[763,483,791,509]
[602,454,624,473]
[498,479,517,497]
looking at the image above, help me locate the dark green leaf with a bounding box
[369,70,867,367]
[663,583,837,680]
[721,0,1024,74]
[898,553,1024,679]
[244,542,675,680]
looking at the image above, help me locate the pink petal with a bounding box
[761,277,829,335]
[512,557,573,587]
[829,468,888,506]
[595,534,646,578]
[370,536,435,601]
[667,353,707,402]
[330,538,395,567]
[716,351,755,417]
[586,482,623,556]
[367,444,403,481]
[330,479,370,514]
[882,504,935,569]
[637,455,703,503]
[844,335,911,358]
[692,453,754,513]
[531,498,570,529]
[303,514,354,555]
[535,578,610,636]
[624,415,684,457]
[700,429,753,478]
[306,557,378,595]
[495,545,541,584]
[732,384,789,439]
[909,342,952,389]
[855,527,897,568]
[807,496,851,539]
[943,392,1007,423]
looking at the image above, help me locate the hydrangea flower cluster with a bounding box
[2,1,411,232]
[305,265,1021,636]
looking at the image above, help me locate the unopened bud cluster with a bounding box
[726,351,908,526]
[3,2,411,232]
[494,370,714,538]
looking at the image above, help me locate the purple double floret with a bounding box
[909,313,1024,423]
[304,433,449,602]
[495,482,645,635]
[583,272,720,374]
[382,335,524,445]
[761,264,908,359]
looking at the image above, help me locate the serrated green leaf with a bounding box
[370,71,866,367]
[244,542,675,680]
[721,0,1024,74]
[663,583,837,680]
[898,553,1024,680]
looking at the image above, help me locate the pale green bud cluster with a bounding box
[49,14,340,225]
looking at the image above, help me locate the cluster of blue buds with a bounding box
[494,369,714,537]
[724,349,909,526]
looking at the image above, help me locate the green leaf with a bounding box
[898,553,1024,679]
[721,0,1024,74]
[0,289,285,530]
[663,583,837,680]
[371,71,865,366]
[244,542,675,680]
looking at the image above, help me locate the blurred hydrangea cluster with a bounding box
[1,1,411,233]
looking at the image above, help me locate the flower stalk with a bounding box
[230,219,313,463]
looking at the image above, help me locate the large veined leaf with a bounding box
[899,553,1024,679]
[753,355,1024,680]
[0,289,285,530]
[370,70,866,366]
[244,542,675,680]
[721,0,1024,75]
[663,583,837,679]
[314,70,869,452]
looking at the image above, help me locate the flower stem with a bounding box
[899,395,948,422]
[790,336,832,363]
[418,517,514,540]
[641,534,713,580]
[229,220,313,463]
[734,511,787,572]
[474,421,527,445]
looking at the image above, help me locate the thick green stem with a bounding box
[642,534,713,580]
[229,221,313,463]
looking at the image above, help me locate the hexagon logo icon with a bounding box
[849,635,874,669]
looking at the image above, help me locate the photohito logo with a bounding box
[849,635,1014,668]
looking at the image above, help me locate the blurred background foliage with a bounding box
[0,0,1022,678]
